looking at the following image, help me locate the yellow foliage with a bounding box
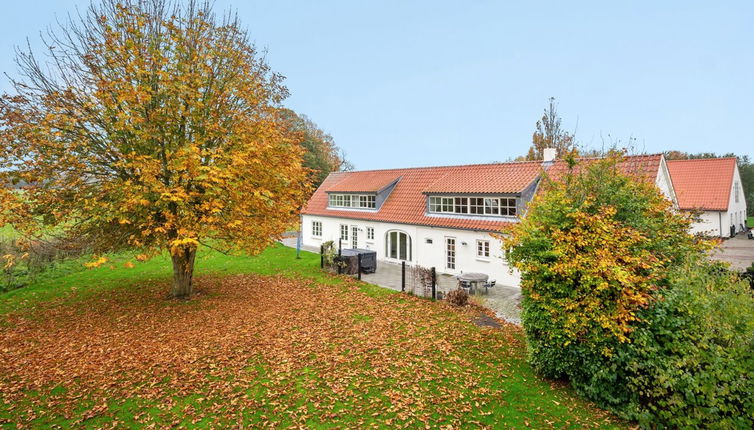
[0,0,311,291]
[84,256,108,269]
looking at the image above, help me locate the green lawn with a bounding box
[0,244,623,428]
[748,216,754,229]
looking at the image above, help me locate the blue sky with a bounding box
[1,1,752,170]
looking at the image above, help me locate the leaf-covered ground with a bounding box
[0,247,623,428]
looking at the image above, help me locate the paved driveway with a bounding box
[710,233,754,271]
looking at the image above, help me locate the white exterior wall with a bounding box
[688,210,724,237]
[686,165,748,238]
[655,157,678,206]
[302,214,520,287]
[726,165,748,235]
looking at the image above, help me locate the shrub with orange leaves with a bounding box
[504,152,706,386]
[504,152,754,427]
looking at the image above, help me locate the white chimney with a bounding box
[542,148,557,162]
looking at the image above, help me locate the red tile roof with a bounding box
[667,158,736,211]
[545,154,663,184]
[424,162,543,194]
[327,171,401,193]
[302,155,667,232]
[303,162,544,232]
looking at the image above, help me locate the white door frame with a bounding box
[445,237,456,271]
[351,225,359,249]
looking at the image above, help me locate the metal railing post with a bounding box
[337,244,342,275]
[357,253,362,281]
[320,244,324,269]
[401,261,406,292]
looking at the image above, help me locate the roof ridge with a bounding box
[666,157,737,163]
[340,160,545,174]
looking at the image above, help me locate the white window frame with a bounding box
[328,193,377,209]
[366,227,375,241]
[428,195,517,217]
[312,221,322,238]
[476,240,490,259]
[734,181,740,203]
[340,224,349,241]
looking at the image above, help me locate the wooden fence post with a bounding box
[401,261,406,292]
[431,267,436,300]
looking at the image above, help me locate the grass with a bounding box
[748,216,754,229]
[0,244,624,428]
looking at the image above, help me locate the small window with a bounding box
[477,240,490,258]
[734,181,740,203]
[469,197,484,214]
[312,221,322,237]
[429,196,441,213]
[366,227,374,240]
[484,198,499,215]
[340,224,349,241]
[359,195,376,208]
[454,197,468,214]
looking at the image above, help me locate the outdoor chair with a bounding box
[482,280,496,294]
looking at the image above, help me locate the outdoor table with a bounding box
[457,272,489,294]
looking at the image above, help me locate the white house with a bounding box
[300,153,677,288]
[667,157,748,238]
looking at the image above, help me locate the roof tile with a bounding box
[667,158,736,211]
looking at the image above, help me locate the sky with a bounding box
[1,1,752,170]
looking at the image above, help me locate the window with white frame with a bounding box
[340,224,349,241]
[476,240,490,258]
[735,181,740,203]
[366,227,374,240]
[312,221,322,237]
[328,193,377,209]
[428,196,517,216]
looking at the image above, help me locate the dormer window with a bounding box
[428,196,517,217]
[328,193,376,209]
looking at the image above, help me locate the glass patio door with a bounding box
[351,226,359,249]
[386,231,411,261]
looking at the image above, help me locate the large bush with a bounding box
[505,153,754,427]
[614,260,754,427]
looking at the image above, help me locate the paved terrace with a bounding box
[280,236,522,324]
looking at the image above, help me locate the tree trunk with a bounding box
[171,246,197,298]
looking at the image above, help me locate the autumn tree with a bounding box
[524,97,575,160]
[280,109,352,188]
[0,0,309,298]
